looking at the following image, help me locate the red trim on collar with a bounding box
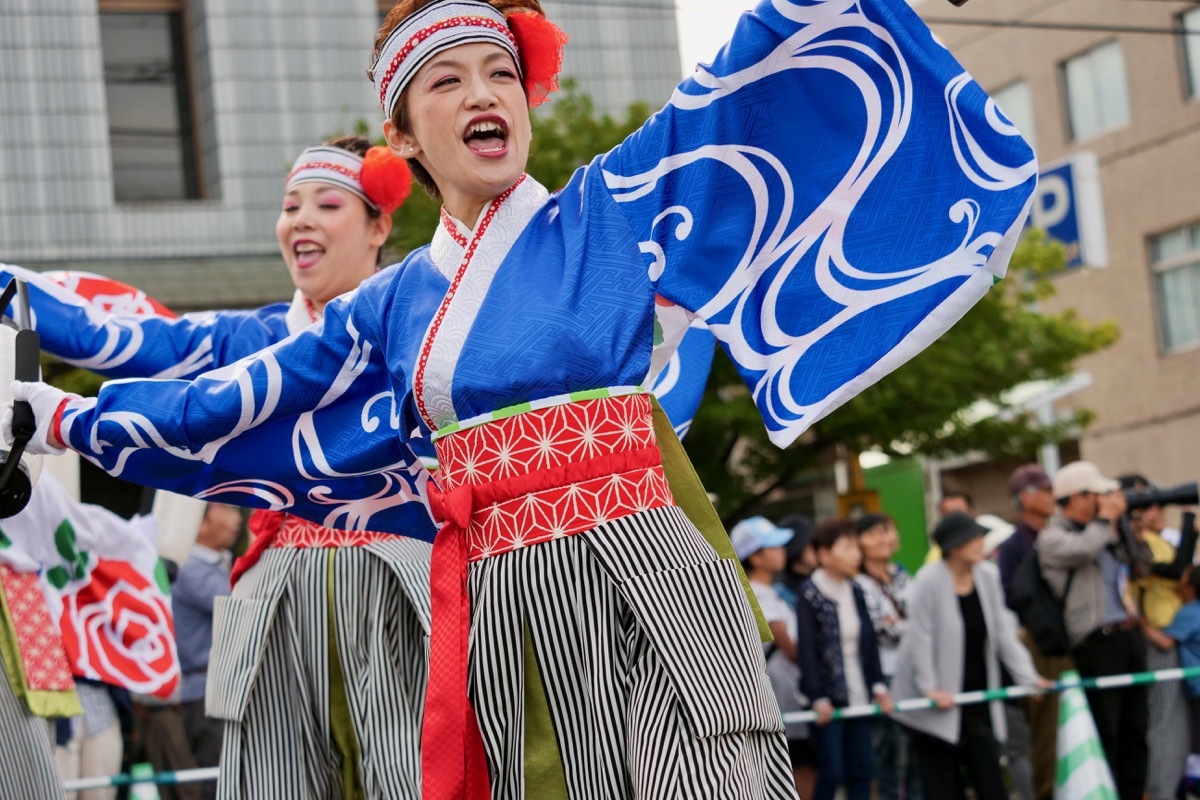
[440,208,469,248]
[413,175,526,431]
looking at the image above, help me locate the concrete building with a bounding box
[917,0,1200,496]
[0,0,680,310]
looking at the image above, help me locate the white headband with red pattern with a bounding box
[372,1,520,117]
[286,146,376,209]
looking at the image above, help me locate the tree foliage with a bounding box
[684,230,1120,522]
[43,355,103,397]
[386,80,650,256]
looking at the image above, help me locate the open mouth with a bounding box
[463,117,508,155]
[294,241,324,269]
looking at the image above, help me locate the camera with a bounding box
[0,278,42,518]
[1124,482,1200,511]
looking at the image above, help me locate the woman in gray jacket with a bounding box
[892,513,1048,800]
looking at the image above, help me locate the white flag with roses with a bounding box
[0,470,179,698]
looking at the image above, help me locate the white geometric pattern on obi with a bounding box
[434,394,673,561]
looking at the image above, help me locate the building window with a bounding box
[1150,221,1200,353]
[991,80,1036,151]
[1061,40,1130,141]
[99,1,201,201]
[1182,7,1200,99]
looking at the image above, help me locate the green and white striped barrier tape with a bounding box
[58,666,1200,789]
[780,665,1200,725]
[63,766,219,792]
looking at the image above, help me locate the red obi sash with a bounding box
[0,563,75,693]
[422,393,674,800]
[229,511,395,586]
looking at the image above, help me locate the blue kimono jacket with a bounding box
[51,0,1036,539]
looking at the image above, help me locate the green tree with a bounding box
[684,230,1120,523]
[387,79,650,256]
[43,354,103,397]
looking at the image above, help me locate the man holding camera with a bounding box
[1036,461,1153,800]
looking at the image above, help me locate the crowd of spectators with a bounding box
[28,461,1200,799]
[51,504,241,800]
[746,459,1200,800]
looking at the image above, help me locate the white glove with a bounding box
[2,380,74,456]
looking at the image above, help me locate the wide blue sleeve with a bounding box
[597,0,1037,446]
[650,320,716,440]
[56,278,437,539]
[0,263,290,380]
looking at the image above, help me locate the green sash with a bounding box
[649,398,772,643]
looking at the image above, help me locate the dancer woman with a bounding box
[199,137,435,800]
[10,0,1037,797]
[14,136,434,800]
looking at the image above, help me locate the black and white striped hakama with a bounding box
[206,539,431,800]
[467,505,798,800]
[0,657,65,800]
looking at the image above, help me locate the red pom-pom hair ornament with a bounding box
[360,146,413,215]
[507,11,568,108]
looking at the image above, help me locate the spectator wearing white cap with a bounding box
[732,516,816,799]
[1036,461,1153,800]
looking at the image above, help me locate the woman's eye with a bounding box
[493,69,516,79]
[434,76,459,88]
[283,206,298,213]
[319,204,341,210]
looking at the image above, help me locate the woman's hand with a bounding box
[874,688,895,715]
[812,699,834,726]
[1029,676,1055,703]
[2,380,73,455]
[926,689,955,710]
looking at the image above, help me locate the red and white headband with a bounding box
[373,0,567,117]
[286,145,412,215]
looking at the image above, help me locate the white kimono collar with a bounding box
[428,175,548,281]
[284,289,319,335]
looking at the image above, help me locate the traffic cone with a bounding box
[1054,670,1117,800]
[129,763,160,800]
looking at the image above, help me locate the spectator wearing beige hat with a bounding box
[1036,461,1153,800]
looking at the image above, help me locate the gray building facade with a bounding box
[0,0,680,309]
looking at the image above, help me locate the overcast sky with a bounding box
[673,1,757,77]
[673,0,927,77]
